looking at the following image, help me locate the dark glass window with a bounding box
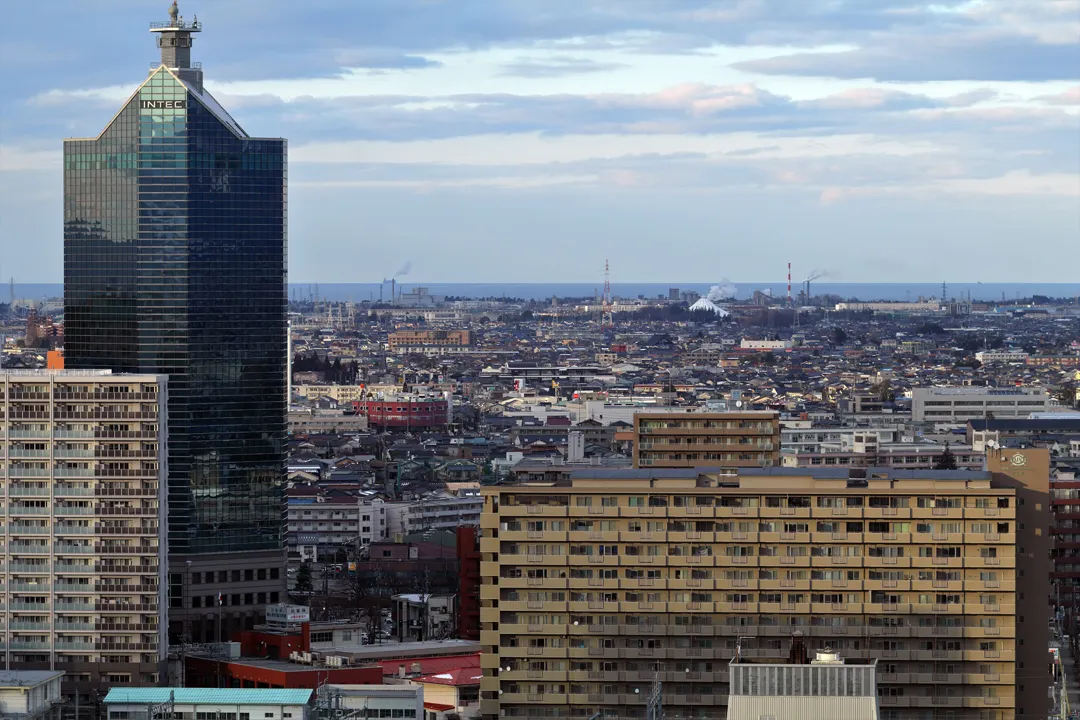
[64,67,286,557]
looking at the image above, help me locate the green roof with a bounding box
[105,689,313,706]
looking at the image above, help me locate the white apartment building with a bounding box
[975,350,1030,364]
[911,386,1049,422]
[0,370,168,696]
[287,497,389,560]
[740,339,792,350]
[384,495,483,537]
[781,427,900,454]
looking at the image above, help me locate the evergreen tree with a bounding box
[934,443,958,470]
[295,560,314,593]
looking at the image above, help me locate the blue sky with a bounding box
[1,0,1078,283]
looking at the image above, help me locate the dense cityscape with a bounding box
[1,3,1079,720]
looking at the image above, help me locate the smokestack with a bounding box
[787,262,792,306]
[391,278,396,304]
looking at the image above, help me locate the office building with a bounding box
[911,387,1048,423]
[480,456,1050,720]
[1,370,167,700]
[633,412,780,469]
[62,4,288,641]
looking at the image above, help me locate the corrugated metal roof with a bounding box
[105,689,313,705]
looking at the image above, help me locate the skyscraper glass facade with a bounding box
[64,66,287,556]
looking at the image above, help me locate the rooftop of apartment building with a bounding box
[508,465,993,487]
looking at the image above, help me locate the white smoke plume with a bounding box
[394,261,412,277]
[706,281,737,303]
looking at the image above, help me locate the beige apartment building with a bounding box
[479,453,1050,720]
[0,370,167,701]
[388,329,473,352]
[633,412,780,469]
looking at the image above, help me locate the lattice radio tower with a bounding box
[601,259,614,329]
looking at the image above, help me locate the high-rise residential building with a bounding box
[633,412,780,469]
[62,3,287,643]
[479,456,1051,720]
[1,370,167,704]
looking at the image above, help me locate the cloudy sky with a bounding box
[1,0,1078,284]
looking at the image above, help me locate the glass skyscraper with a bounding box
[64,3,287,642]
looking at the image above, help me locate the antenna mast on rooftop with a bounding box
[601,259,614,329]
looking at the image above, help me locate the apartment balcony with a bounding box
[867,625,912,638]
[500,505,569,518]
[666,505,715,519]
[809,531,864,545]
[7,450,50,459]
[865,602,912,615]
[93,582,156,595]
[52,486,94,497]
[53,564,96,574]
[7,467,50,477]
[565,530,618,543]
[714,507,761,519]
[568,505,620,518]
[911,580,964,593]
[863,507,912,520]
[7,486,51,496]
[966,507,1013,521]
[910,603,964,615]
[910,556,963,569]
[964,696,1015,709]
[8,622,51,631]
[758,555,809,567]
[94,603,157,613]
[8,641,50,650]
[54,641,95,651]
[966,625,1014,638]
[10,602,51,611]
[668,555,718,567]
[911,626,964,638]
[94,486,157,497]
[864,579,912,592]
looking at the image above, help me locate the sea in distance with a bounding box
[12,282,1079,304]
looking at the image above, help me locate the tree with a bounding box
[295,560,314,593]
[934,443,958,470]
[1053,381,1078,409]
[870,379,895,402]
[831,327,848,346]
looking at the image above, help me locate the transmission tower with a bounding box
[601,259,614,329]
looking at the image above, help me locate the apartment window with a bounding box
[258,569,267,581]
[191,572,202,584]
[270,592,280,603]
[232,570,241,582]
[232,594,241,606]
[245,569,254,581]
[270,568,280,580]
[245,593,254,605]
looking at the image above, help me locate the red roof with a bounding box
[413,667,484,687]
[377,653,480,678]
[424,703,455,712]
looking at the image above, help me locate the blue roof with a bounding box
[105,689,313,706]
